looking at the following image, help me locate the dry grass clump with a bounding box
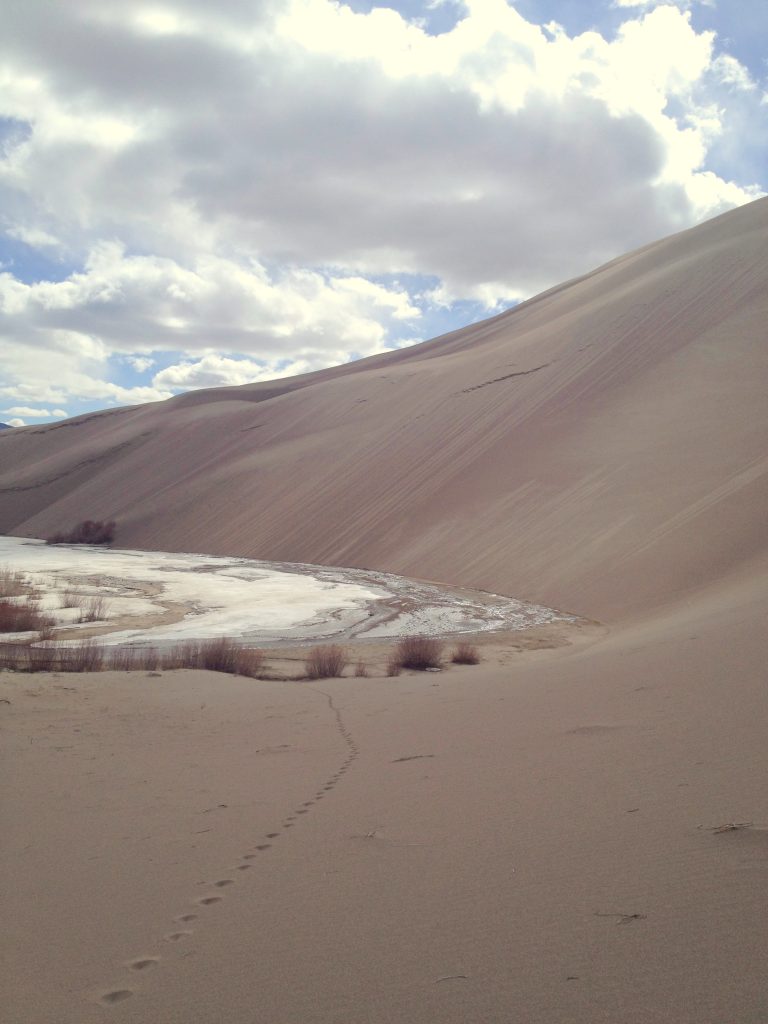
[1,634,266,678]
[0,599,54,634]
[61,589,83,609]
[0,568,28,598]
[105,646,162,672]
[392,636,443,671]
[353,659,369,678]
[46,519,116,546]
[385,655,402,677]
[161,638,266,678]
[304,644,347,679]
[450,641,481,665]
[78,595,109,623]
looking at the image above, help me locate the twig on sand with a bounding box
[711,822,753,833]
[436,975,468,983]
[594,912,647,924]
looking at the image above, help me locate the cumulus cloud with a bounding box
[0,0,763,414]
[2,406,68,418]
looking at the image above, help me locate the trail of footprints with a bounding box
[99,688,358,1007]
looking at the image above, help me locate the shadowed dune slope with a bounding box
[1,198,766,622]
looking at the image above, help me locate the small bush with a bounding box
[0,599,54,634]
[58,640,105,672]
[392,636,443,671]
[450,641,480,665]
[0,568,27,598]
[46,519,116,546]
[305,644,347,679]
[385,656,402,677]
[232,646,266,678]
[78,595,109,622]
[354,659,369,677]
[61,589,82,609]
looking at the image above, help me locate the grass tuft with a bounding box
[305,644,347,679]
[392,636,443,671]
[450,641,480,665]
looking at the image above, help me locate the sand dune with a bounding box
[2,200,767,1023]
[2,198,767,621]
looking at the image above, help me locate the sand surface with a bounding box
[2,580,767,1023]
[2,200,767,1021]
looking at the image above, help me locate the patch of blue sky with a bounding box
[0,116,31,156]
[342,0,467,35]
[0,234,72,284]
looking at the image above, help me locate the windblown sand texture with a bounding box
[1,199,767,1023]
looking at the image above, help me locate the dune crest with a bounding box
[2,198,767,623]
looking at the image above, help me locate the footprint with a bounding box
[266,832,280,838]
[214,879,234,887]
[296,809,308,815]
[176,913,197,923]
[237,863,251,871]
[164,931,192,942]
[128,958,158,971]
[243,853,257,860]
[284,822,294,828]
[255,843,272,850]
[101,989,133,1004]
[198,895,223,906]
[303,801,314,807]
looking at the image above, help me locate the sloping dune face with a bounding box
[1,199,766,622]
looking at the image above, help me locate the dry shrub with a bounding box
[305,644,347,679]
[0,599,54,634]
[78,595,109,622]
[104,646,162,672]
[25,644,59,672]
[354,659,369,678]
[450,641,480,665]
[58,640,105,672]
[0,568,27,598]
[160,638,265,678]
[385,655,402,677]
[232,646,266,678]
[393,636,443,671]
[46,519,116,546]
[61,589,82,609]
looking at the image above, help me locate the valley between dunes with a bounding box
[1,199,767,1023]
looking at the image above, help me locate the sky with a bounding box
[1,0,765,426]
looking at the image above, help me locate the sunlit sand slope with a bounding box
[1,198,766,620]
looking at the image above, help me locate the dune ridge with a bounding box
[2,198,767,621]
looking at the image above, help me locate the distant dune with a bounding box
[2,198,766,622]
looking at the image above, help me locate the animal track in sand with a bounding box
[101,989,133,1004]
[128,957,159,971]
[91,682,361,1007]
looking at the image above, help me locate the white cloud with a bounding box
[2,405,67,417]
[125,355,155,373]
[6,418,25,427]
[0,0,763,411]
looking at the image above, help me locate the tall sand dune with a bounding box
[2,197,767,621]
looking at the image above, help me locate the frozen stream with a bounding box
[0,537,570,647]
